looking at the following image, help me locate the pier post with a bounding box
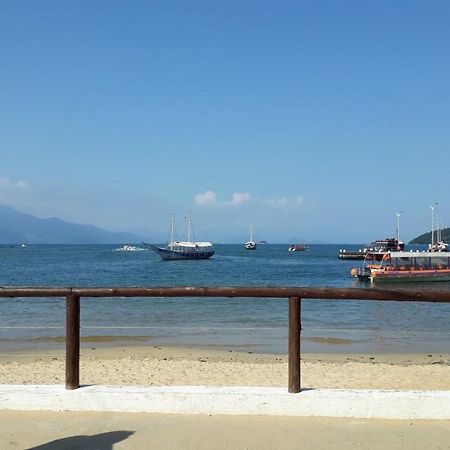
[66,293,80,389]
[288,296,301,393]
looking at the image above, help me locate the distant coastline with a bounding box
[0,205,141,244]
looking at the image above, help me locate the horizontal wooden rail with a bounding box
[1,286,449,392]
[1,286,450,301]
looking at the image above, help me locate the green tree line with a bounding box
[409,228,450,244]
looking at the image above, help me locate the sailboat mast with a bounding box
[170,214,175,249]
[187,211,192,243]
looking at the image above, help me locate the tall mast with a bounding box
[396,211,402,242]
[430,203,438,246]
[170,214,175,249]
[437,214,442,242]
[187,211,192,242]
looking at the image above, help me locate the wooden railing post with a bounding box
[66,293,80,389]
[288,296,301,393]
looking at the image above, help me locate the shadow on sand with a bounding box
[26,430,134,450]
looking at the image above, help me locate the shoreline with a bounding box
[1,344,449,390]
[3,327,450,355]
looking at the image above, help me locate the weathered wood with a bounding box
[288,296,301,393]
[66,293,80,390]
[0,286,449,393]
[1,286,450,302]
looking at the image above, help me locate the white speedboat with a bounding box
[113,244,145,252]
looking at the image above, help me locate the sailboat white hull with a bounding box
[245,241,256,250]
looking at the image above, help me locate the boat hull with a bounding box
[148,245,214,261]
[245,241,256,250]
[289,245,308,252]
[359,269,450,283]
[339,251,387,261]
[338,252,366,260]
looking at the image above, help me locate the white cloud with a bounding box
[0,176,30,189]
[263,196,304,207]
[194,190,303,208]
[231,192,251,205]
[194,190,217,206]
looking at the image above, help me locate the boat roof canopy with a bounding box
[172,241,213,248]
[388,251,450,259]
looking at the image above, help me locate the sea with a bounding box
[1,244,449,355]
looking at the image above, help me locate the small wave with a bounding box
[305,337,356,346]
[0,335,152,344]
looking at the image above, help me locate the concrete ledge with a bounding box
[1,385,450,419]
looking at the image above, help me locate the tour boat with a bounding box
[352,251,450,283]
[144,213,214,260]
[338,238,404,260]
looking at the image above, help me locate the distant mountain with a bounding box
[409,228,450,244]
[0,205,141,244]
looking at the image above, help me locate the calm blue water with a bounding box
[0,244,449,354]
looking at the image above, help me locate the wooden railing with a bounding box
[1,286,450,392]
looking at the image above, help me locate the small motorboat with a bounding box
[113,244,145,252]
[288,245,308,252]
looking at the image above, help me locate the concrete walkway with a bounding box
[2,410,450,450]
[1,385,450,419]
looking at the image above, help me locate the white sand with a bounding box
[1,346,449,390]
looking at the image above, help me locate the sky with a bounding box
[0,0,449,243]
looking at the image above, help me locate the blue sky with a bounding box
[0,1,449,243]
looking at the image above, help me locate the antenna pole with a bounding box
[396,211,402,242]
[430,203,438,247]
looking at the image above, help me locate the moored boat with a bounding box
[427,203,448,252]
[288,244,309,252]
[245,225,256,250]
[113,244,145,252]
[144,213,214,260]
[428,241,449,252]
[338,238,404,260]
[352,251,450,283]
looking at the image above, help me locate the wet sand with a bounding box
[1,345,449,390]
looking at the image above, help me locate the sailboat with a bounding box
[428,210,449,252]
[143,212,214,260]
[244,225,257,250]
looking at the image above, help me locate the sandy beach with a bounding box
[1,345,449,390]
[2,346,450,449]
